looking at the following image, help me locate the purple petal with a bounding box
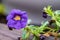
[21,22,27,28]
[22,14,28,18]
[10,9,21,15]
[14,22,21,30]
[6,15,13,20]
[12,9,25,15]
[7,19,16,27]
[21,18,27,22]
[21,11,27,14]
[42,12,47,18]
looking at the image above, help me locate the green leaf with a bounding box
[39,21,49,32]
[25,32,30,38]
[21,30,26,39]
[54,10,60,14]
[56,21,60,27]
[21,30,30,40]
[32,36,39,40]
[33,30,39,36]
[32,36,36,40]
[54,10,60,21]
[54,10,60,29]
[44,6,54,16]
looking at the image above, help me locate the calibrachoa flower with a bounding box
[6,9,28,30]
[40,35,46,40]
[58,30,60,33]
[42,12,47,18]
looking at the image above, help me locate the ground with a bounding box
[0,23,22,40]
[0,23,60,40]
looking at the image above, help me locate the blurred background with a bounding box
[1,0,60,25]
[0,0,60,40]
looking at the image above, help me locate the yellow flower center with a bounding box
[14,15,21,20]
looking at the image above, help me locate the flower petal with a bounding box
[21,18,27,22]
[7,19,16,28]
[6,15,13,20]
[21,22,27,28]
[22,14,28,18]
[14,22,21,29]
[21,11,27,14]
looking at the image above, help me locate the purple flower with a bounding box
[40,34,46,40]
[58,30,60,33]
[42,12,47,18]
[6,9,28,30]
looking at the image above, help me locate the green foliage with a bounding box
[32,36,39,40]
[21,30,30,40]
[22,6,60,40]
[44,6,54,16]
[0,3,5,14]
[44,6,60,29]
[54,10,60,27]
[38,21,49,33]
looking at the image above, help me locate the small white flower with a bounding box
[27,19,31,24]
[55,10,60,14]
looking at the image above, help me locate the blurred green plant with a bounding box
[0,3,5,14]
[21,6,60,40]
